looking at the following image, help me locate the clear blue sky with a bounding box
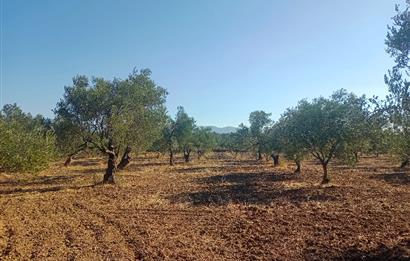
[1,0,402,126]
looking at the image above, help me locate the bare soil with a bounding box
[0,153,409,260]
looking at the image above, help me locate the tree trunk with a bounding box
[197,150,203,160]
[321,162,330,184]
[294,160,301,174]
[103,150,116,184]
[184,149,191,163]
[354,151,359,163]
[271,154,280,167]
[64,156,72,167]
[400,158,409,169]
[169,150,174,166]
[257,151,262,161]
[117,146,131,170]
[63,143,87,167]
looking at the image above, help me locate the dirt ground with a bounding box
[0,153,409,261]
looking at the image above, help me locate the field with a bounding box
[0,153,409,260]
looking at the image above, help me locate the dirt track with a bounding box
[0,154,409,260]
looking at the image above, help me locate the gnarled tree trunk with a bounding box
[64,156,73,167]
[63,143,87,167]
[400,158,409,169]
[169,149,174,166]
[321,162,330,184]
[197,150,204,160]
[294,160,301,174]
[117,146,131,170]
[103,149,116,184]
[257,151,262,161]
[354,151,359,163]
[184,148,191,163]
[271,154,280,167]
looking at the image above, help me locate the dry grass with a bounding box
[0,153,409,260]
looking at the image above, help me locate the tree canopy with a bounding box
[54,69,167,182]
[384,1,410,166]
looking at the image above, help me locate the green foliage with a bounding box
[152,107,196,163]
[173,106,196,152]
[248,111,272,157]
[330,90,373,164]
[192,127,216,153]
[0,104,56,172]
[54,69,167,159]
[385,1,410,165]
[230,124,252,152]
[273,117,307,166]
[386,1,410,70]
[279,90,372,181]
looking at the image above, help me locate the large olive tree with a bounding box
[54,69,167,183]
[281,90,370,184]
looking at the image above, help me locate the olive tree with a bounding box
[231,124,252,155]
[385,0,410,167]
[54,69,167,183]
[249,111,272,160]
[174,107,196,163]
[273,116,307,173]
[159,107,196,165]
[262,124,283,166]
[192,127,216,159]
[330,90,373,164]
[282,91,370,184]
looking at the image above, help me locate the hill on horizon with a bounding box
[203,126,238,134]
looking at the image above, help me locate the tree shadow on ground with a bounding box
[333,165,393,173]
[74,168,105,175]
[222,159,264,166]
[324,239,410,261]
[168,172,340,206]
[370,172,410,186]
[0,174,88,187]
[126,161,186,171]
[172,166,227,174]
[70,158,102,167]
[0,184,95,196]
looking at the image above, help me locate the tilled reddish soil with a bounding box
[0,154,409,260]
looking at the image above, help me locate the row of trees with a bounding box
[0,1,408,185]
[150,106,216,165]
[217,91,386,183]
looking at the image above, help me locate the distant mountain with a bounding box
[203,126,238,134]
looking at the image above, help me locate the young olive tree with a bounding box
[249,111,272,160]
[385,1,410,167]
[160,107,196,165]
[174,107,196,163]
[54,69,167,183]
[192,127,216,159]
[262,124,283,166]
[231,124,252,156]
[274,115,307,173]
